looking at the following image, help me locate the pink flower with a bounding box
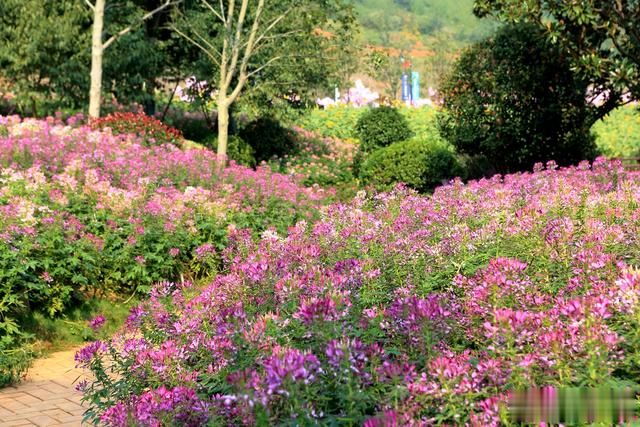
[88,315,106,331]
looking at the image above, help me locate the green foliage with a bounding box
[176,0,357,117]
[298,105,363,140]
[593,105,640,158]
[355,106,414,152]
[204,134,257,168]
[474,0,640,114]
[438,23,597,174]
[359,138,461,192]
[0,0,90,114]
[0,338,33,387]
[0,0,205,115]
[299,105,441,142]
[22,298,137,351]
[240,117,298,164]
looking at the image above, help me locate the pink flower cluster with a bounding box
[79,158,640,425]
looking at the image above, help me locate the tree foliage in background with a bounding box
[0,1,89,115]
[474,0,640,119]
[172,0,355,162]
[438,23,597,174]
[365,49,403,99]
[85,0,182,118]
[0,0,204,115]
[354,0,497,88]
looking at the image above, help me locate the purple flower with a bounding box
[88,315,106,331]
[100,402,128,426]
[125,306,146,328]
[294,296,338,324]
[75,341,106,367]
[261,348,321,396]
[195,243,216,259]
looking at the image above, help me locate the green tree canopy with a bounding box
[0,0,204,115]
[438,23,597,174]
[174,0,356,112]
[0,1,89,114]
[474,0,640,118]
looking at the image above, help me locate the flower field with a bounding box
[77,157,640,425]
[0,116,330,385]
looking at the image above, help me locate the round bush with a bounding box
[239,117,298,163]
[354,106,414,152]
[438,23,597,174]
[359,138,462,192]
[91,112,182,147]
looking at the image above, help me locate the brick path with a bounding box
[0,348,87,426]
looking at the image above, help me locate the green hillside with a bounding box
[352,0,497,87]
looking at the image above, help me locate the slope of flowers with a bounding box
[274,126,357,189]
[0,116,330,385]
[79,158,640,425]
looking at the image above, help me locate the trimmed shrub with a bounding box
[438,23,597,174]
[359,138,462,192]
[354,106,414,152]
[239,117,298,163]
[91,112,182,147]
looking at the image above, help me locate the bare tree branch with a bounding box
[246,55,283,78]
[103,0,182,50]
[237,0,264,74]
[251,7,293,51]
[224,0,250,89]
[84,0,95,11]
[171,25,221,67]
[201,0,225,24]
[226,0,265,103]
[219,0,236,92]
[219,0,226,23]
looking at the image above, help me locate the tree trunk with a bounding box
[89,0,105,119]
[217,99,229,169]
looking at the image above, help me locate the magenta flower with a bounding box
[75,341,107,367]
[88,315,106,331]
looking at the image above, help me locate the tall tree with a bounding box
[474,0,640,120]
[84,0,182,118]
[172,0,354,165]
[0,1,201,116]
[438,23,597,174]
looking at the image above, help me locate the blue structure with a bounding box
[411,72,420,104]
[401,73,411,102]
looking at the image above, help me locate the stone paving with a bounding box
[0,348,87,426]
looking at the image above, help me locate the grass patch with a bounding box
[21,298,138,355]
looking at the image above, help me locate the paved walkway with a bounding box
[0,348,86,426]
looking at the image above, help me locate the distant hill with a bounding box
[351,0,497,88]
